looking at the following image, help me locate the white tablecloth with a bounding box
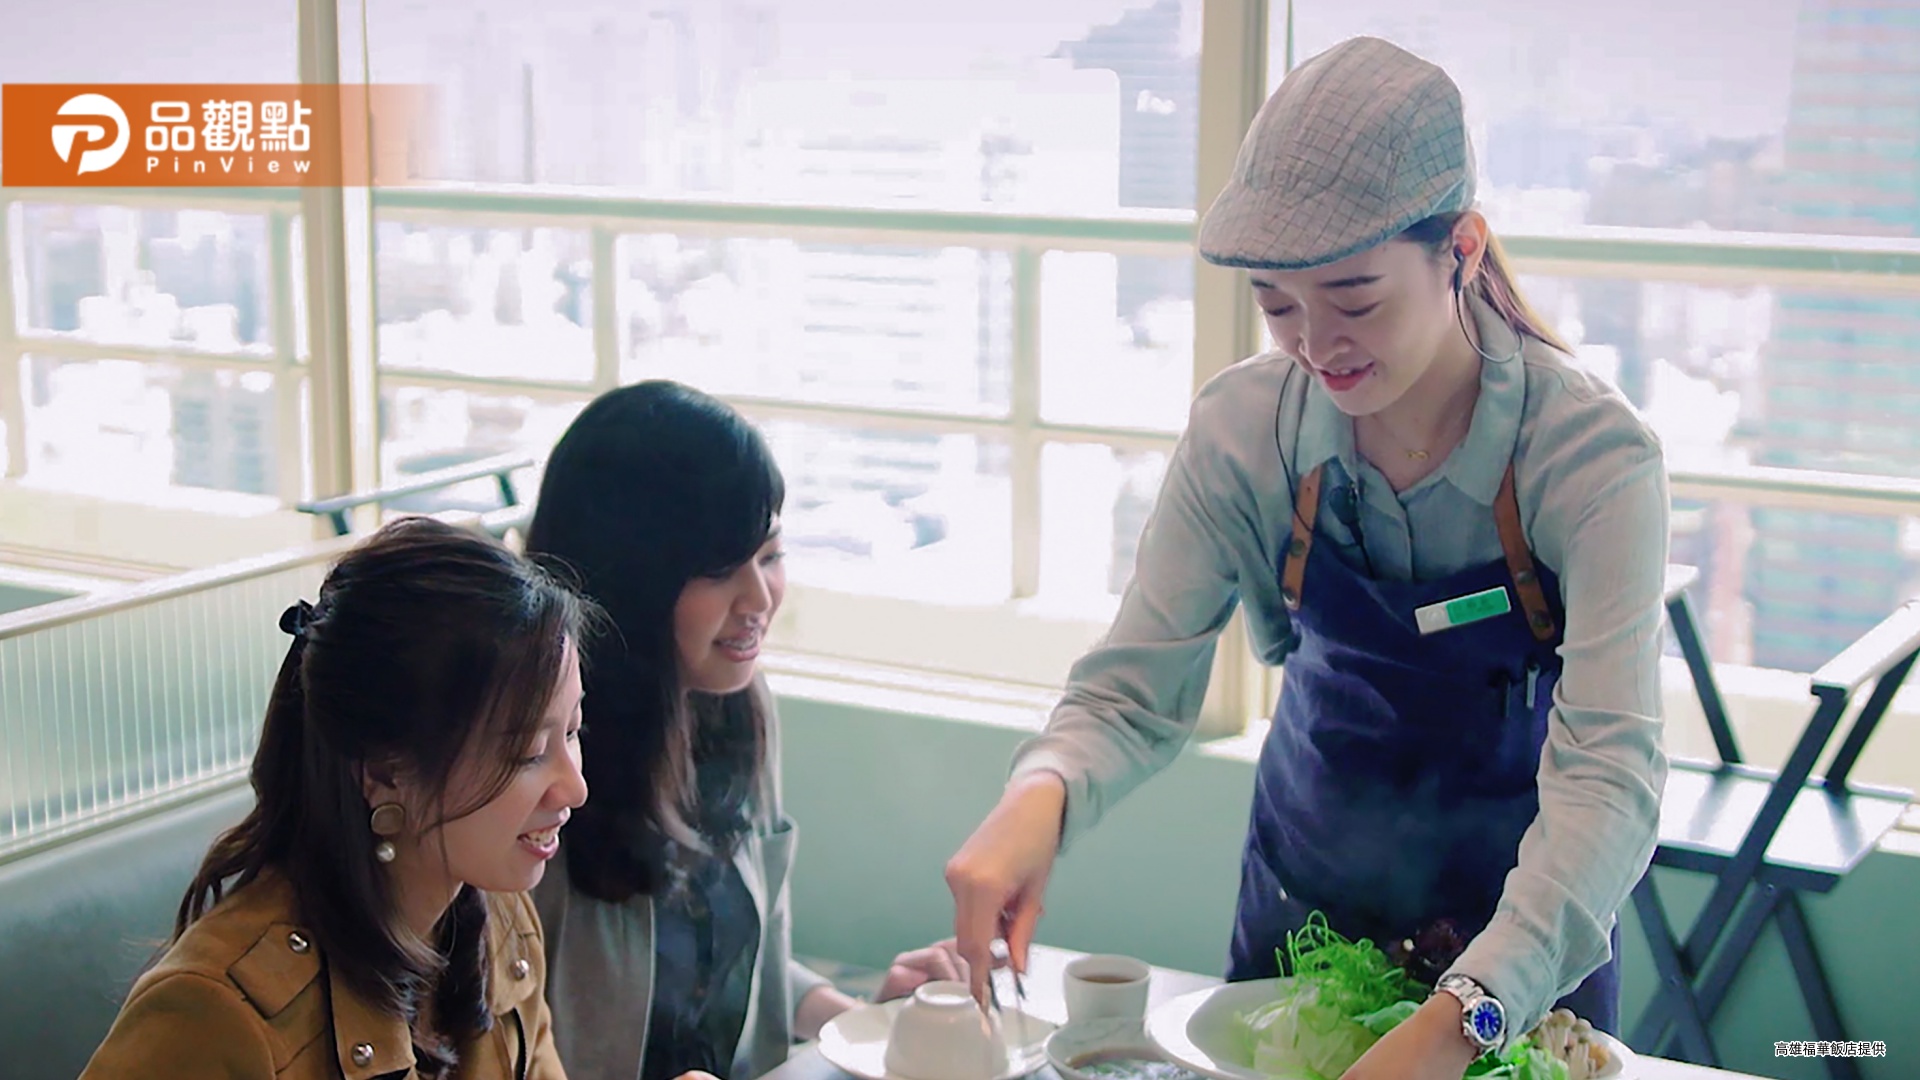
[761,944,1772,1080]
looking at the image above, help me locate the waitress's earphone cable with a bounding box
[1453,249,1524,366]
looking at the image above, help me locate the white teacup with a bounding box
[884,980,1011,1080]
[1062,954,1151,1029]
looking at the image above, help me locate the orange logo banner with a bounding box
[2,84,434,187]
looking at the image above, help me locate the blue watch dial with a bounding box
[1467,999,1505,1044]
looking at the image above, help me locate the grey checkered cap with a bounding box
[1198,36,1475,271]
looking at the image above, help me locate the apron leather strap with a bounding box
[1282,464,1324,611]
[1494,463,1558,641]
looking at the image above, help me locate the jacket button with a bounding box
[510,958,531,980]
[287,932,310,954]
[351,1043,374,1067]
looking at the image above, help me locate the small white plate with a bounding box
[817,998,1056,1080]
[1146,979,1637,1080]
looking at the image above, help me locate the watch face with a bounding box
[1467,1000,1505,1044]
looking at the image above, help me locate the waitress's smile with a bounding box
[1311,360,1374,393]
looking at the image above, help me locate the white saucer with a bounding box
[818,998,1056,1080]
[1048,1017,1198,1080]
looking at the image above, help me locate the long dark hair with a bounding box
[525,380,784,902]
[177,517,597,1077]
[1400,212,1573,355]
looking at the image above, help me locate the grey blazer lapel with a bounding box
[534,847,658,1080]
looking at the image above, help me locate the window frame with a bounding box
[8,0,1920,732]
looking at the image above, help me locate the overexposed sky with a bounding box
[0,0,1813,148]
[0,0,296,82]
[365,0,1801,138]
[1288,0,1803,137]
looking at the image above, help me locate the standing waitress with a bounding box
[946,36,1668,1080]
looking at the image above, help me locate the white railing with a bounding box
[0,539,347,861]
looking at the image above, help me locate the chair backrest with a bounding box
[1809,597,1920,795]
[0,785,253,1080]
[1662,563,1741,765]
[1668,596,1920,963]
[296,452,536,536]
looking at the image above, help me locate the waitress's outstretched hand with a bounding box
[1337,995,1479,1080]
[944,770,1069,1007]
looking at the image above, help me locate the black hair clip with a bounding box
[279,599,316,639]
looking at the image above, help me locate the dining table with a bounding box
[761,943,1779,1080]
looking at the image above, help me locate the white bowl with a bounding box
[882,981,1012,1080]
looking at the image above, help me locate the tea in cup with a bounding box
[1062,954,1151,1029]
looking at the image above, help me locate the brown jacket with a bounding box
[78,873,565,1080]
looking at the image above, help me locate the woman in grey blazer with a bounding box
[525,381,965,1080]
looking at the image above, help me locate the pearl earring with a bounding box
[370,802,406,864]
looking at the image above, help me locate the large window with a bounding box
[356,0,1206,683]
[6,0,1920,711]
[365,0,1201,211]
[0,1,304,510]
[11,206,301,504]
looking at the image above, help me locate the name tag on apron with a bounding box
[1413,586,1512,636]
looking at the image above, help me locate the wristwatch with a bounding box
[1434,973,1506,1052]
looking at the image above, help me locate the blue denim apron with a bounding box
[1225,461,1621,1034]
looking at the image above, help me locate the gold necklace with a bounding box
[1361,346,1485,462]
[1358,416,1428,461]
[1363,410,1466,463]
[1383,429,1432,461]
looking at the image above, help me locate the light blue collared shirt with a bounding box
[1010,294,1671,1040]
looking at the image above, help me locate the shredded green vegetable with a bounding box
[1464,1039,1570,1080]
[1276,911,1420,1017]
[1234,912,1575,1080]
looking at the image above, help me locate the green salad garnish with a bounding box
[1280,912,1418,1019]
[1234,912,1573,1080]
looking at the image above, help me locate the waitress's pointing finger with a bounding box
[946,859,1005,1007]
[1004,893,1045,976]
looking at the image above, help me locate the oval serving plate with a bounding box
[1145,980,1637,1080]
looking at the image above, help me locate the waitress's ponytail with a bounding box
[1401,213,1573,356]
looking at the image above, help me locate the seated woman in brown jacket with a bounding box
[79,517,598,1080]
